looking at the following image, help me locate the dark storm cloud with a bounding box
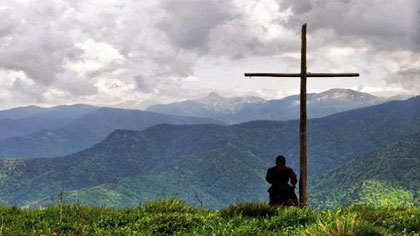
[158,0,236,53]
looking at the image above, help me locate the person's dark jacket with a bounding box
[266,164,297,190]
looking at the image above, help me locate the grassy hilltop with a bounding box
[1,199,419,235]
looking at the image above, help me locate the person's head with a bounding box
[275,155,286,165]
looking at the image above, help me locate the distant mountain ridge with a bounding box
[0,105,223,158]
[0,105,44,120]
[146,92,265,121]
[0,96,419,209]
[147,89,394,123]
[0,104,97,140]
[194,92,265,113]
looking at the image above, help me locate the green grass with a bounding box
[0,199,419,235]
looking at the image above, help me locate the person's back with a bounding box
[266,155,298,206]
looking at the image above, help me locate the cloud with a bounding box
[205,0,300,58]
[53,74,98,96]
[0,0,81,86]
[0,70,46,106]
[67,39,126,79]
[284,0,413,50]
[393,68,420,92]
[279,0,313,15]
[409,1,420,51]
[386,53,420,93]
[157,0,298,58]
[158,0,236,53]
[134,75,153,93]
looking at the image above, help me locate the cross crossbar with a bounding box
[244,72,359,77]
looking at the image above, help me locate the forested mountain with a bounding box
[147,89,390,123]
[0,97,419,209]
[0,106,222,158]
[310,132,420,208]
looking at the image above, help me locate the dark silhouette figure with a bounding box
[266,155,298,207]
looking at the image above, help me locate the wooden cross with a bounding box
[245,23,359,208]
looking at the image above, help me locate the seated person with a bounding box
[266,155,298,206]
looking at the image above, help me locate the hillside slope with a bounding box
[310,132,420,208]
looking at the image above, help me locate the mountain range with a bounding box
[0,88,398,158]
[0,105,222,158]
[146,89,403,124]
[0,96,419,209]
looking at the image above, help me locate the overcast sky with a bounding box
[0,0,419,109]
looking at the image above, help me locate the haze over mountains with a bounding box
[0,96,419,209]
[0,88,399,158]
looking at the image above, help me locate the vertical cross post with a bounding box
[244,23,359,208]
[299,23,307,208]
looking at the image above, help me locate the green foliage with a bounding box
[0,201,418,235]
[310,132,420,209]
[357,180,414,207]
